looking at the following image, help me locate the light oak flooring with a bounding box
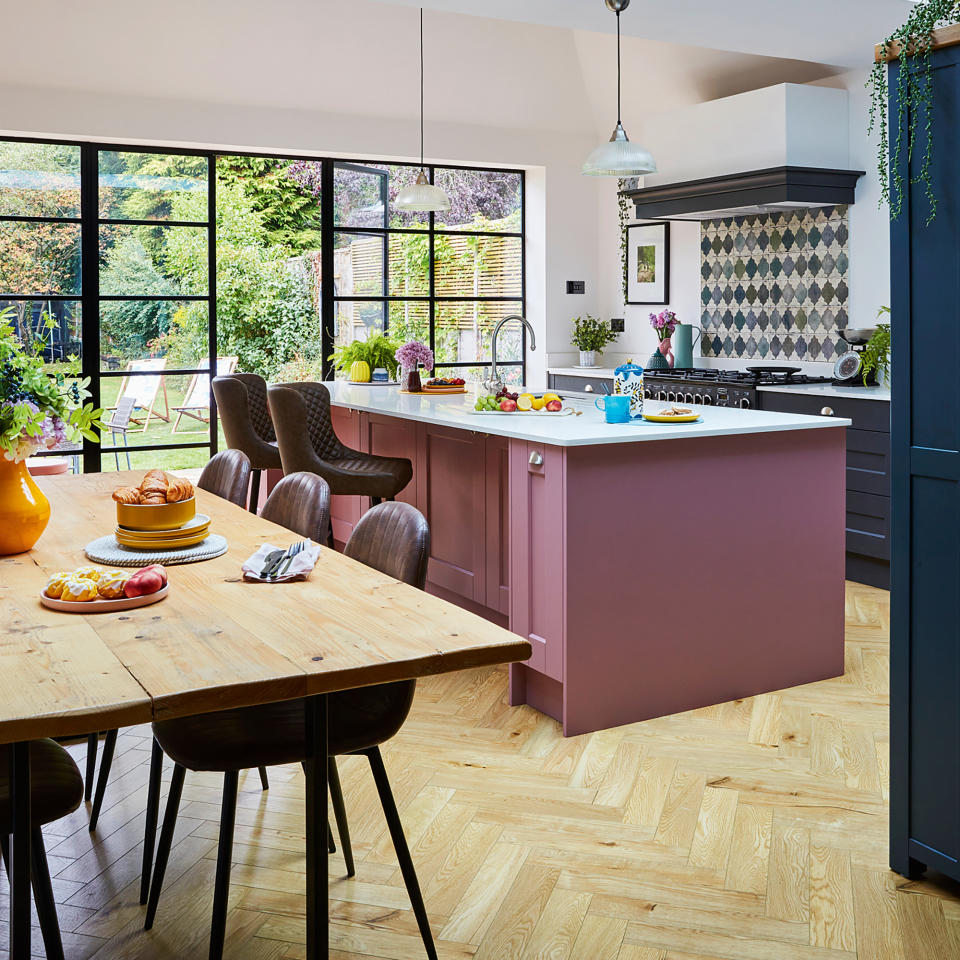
[3,581,959,959]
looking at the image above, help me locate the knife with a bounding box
[258,549,285,578]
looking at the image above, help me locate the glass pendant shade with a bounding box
[582,122,657,177]
[396,168,451,212]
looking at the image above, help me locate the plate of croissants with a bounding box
[113,470,197,531]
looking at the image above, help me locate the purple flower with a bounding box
[396,340,434,372]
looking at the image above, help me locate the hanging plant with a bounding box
[869,0,960,222]
[618,179,631,303]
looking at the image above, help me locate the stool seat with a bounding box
[323,454,413,499]
[0,739,84,831]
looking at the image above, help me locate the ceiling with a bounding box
[374,0,914,68]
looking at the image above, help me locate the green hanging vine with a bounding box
[618,179,631,303]
[869,0,960,222]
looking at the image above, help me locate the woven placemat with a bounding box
[84,534,229,567]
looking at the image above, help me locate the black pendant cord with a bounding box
[616,9,622,126]
[419,7,425,171]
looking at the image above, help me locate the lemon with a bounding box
[516,395,533,411]
[542,392,560,404]
[531,396,546,411]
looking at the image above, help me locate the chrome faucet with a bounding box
[483,314,536,394]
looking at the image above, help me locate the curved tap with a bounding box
[483,315,536,394]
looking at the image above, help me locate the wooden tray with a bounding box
[40,584,169,614]
[468,407,575,417]
[422,385,468,394]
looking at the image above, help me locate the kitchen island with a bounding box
[322,382,850,736]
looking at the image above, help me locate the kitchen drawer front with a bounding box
[846,491,891,560]
[549,373,613,395]
[760,391,890,432]
[847,428,891,497]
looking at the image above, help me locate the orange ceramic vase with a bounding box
[0,457,51,555]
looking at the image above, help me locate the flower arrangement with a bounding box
[0,308,102,463]
[649,309,679,341]
[396,340,434,373]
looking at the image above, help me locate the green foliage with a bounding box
[329,334,401,380]
[571,314,618,352]
[618,181,630,304]
[861,308,892,386]
[869,0,960,221]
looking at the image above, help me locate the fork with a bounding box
[273,540,308,579]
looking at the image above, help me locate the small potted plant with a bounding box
[0,308,103,553]
[329,334,400,382]
[648,310,680,370]
[395,340,435,393]
[571,315,618,368]
[860,307,892,386]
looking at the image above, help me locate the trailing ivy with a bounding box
[869,0,960,222]
[618,179,631,303]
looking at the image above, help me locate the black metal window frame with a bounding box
[1,137,526,472]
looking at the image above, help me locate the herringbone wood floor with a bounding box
[4,582,959,958]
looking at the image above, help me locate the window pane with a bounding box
[100,225,208,296]
[100,301,209,372]
[333,162,428,230]
[0,299,81,363]
[0,141,81,218]
[433,301,524,367]
[433,168,522,233]
[434,234,522,298]
[0,221,81,295]
[333,300,429,360]
[334,231,429,297]
[99,151,208,221]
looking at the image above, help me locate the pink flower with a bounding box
[396,340,435,372]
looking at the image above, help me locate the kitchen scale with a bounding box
[833,328,878,385]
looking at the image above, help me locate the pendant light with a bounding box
[582,0,657,177]
[396,8,452,212]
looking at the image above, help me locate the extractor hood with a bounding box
[621,166,865,221]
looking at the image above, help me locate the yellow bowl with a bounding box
[116,497,197,532]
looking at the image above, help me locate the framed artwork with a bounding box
[626,221,670,305]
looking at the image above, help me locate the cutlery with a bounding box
[261,547,291,579]
[274,541,308,579]
[258,549,284,578]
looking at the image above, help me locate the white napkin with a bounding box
[242,542,321,582]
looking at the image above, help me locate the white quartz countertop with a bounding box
[549,367,617,378]
[758,382,891,402]
[325,381,849,447]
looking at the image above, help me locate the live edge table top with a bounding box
[0,472,531,747]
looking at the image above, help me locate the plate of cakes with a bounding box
[40,564,169,613]
[112,470,212,548]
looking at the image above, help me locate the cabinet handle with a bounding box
[820,406,835,417]
[584,384,594,393]
[529,451,544,467]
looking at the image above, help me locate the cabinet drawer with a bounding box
[760,391,890,432]
[548,373,613,394]
[847,428,891,497]
[846,491,890,560]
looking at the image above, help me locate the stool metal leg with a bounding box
[84,732,98,802]
[258,765,269,790]
[89,728,118,831]
[328,757,354,877]
[32,827,65,960]
[209,771,239,960]
[140,738,164,904]
[249,469,262,514]
[144,763,186,930]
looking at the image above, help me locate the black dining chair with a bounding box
[0,739,85,960]
[143,502,436,960]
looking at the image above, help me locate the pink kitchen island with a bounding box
[322,382,850,736]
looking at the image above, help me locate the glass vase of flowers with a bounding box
[648,310,679,370]
[0,309,103,554]
[395,340,434,393]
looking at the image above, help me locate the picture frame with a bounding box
[626,221,670,305]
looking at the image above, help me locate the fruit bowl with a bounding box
[116,497,196,532]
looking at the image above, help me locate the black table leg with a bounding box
[9,741,32,959]
[304,694,329,959]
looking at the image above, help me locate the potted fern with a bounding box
[571,315,619,368]
[329,334,401,382]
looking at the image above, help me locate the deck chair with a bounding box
[105,395,136,470]
[171,357,238,433]
[113,358,170,432]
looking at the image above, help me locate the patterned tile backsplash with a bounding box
[700,205,849,361]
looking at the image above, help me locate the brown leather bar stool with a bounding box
[144,502,436,960]
[87,449,256,837]
[1,739,84,960]
[212,373,282,512]
[267,381,413,527]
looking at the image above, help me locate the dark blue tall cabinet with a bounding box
[889,33,960,882]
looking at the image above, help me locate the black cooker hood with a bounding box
[621,166,865,221]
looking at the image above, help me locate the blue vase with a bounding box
[647,350,670,370]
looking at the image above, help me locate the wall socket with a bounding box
[566,280,586,295]
[610,317,625,333]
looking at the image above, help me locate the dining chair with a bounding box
[268,381,413,516]
[212,373,282,512]
[144,502,436,960]
[87,449,256,839]
[0,739,85,960]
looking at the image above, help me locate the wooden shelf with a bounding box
[875,22,960,63]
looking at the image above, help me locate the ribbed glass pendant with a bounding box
[396,169,451,212]
[582,122,657,177]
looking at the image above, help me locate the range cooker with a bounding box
[641,366,833,410]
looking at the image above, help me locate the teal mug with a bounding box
[595,394,631,423]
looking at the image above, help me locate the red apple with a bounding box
[124,568,166,598]
[499,398,517,412]
[141,563,168,587]
[546,399,563,412]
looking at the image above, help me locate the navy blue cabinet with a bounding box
[890,39,960,882]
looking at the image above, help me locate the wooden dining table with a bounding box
[0,471,531,958]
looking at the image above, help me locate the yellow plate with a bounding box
[115,528,210,549]
[117,514,210,539]
[116,496,196,531]
[642,412,703,423]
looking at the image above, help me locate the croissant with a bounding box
[143,469,168,486]
[165,477,194,503]
[112,486,141,504]
[141,493,167,505]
